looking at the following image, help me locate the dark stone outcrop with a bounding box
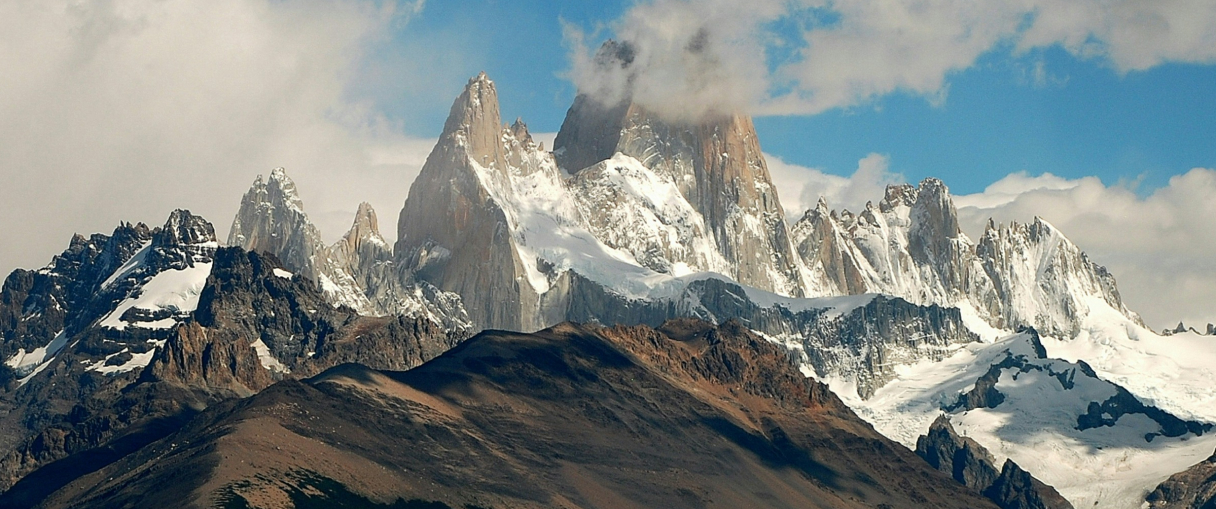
[147,248,464,392]
[547,272,978,398]
[917,415,1073,509]
[941,332,1209,442]
[1147,449,1216,508]
[985,460,1075,509]
[1076,385,1211,440]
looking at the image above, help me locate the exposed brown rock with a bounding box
[917,415,1073,509]
[1146,449,1216,508]
[144,322,274,395]
[37,321,999,509]
[396,73,539,331]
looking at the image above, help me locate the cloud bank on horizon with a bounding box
[0,0,432,277]
[566,0,1216,120]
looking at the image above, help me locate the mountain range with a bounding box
[2,52,1214,509]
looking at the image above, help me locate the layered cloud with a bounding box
[0,0,431,274]
[770,156,1216,330]
[567,0,1216,119]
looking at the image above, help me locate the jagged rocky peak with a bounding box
[910,177,963,239]
[228,168,307,248]
[788,175,1142,337]
[397,71,539,331]
[326,201,390,283]
[268,167,305,211]
[906,177,973,297]
[508,117,533,146]
[227,167,323,279]
[1160,321,1215,336]
[344,202,385,249]
[228,167,377,314]
[224,164,469,324]
[156,209,216,247]
[146,209,217,274]
[917,415,1001,490]
[880,181,920,212]
[791,196,869,295]
[917,415,1074,509]
[976,215,1143,335]
[445,71,508,172]
[502,117,554,175]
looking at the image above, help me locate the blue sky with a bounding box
[360,1,1215,196]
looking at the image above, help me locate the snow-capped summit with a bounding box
[555,93,807,297]
[976,216,1142,336]
[790,178,1140,339]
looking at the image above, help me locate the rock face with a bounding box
[146,247,464,393]
[541,271,978,398]
[569,153,730,276]
[395,73,544,331]
[30,320,1001,509]
[0,210,222,492]
[790,180,1141,338]
[917,415,1074,509]
[228,168,471,331]
[1147,449,1216,509]
[227,168,321,281]
[975,217,1138,337]
[550,42,1138,340]
[217,69,1142,403]
[228,167,359,308]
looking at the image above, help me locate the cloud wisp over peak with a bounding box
[565,0,1216,121]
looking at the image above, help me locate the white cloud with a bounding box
[955,169,1216,331]
[563,0,787,122]
[767,153,905,217]
[0,0,433,275]
[568,0,1216,118]
[953,171,1082,209]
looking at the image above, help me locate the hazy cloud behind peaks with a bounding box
[0,0,432,274]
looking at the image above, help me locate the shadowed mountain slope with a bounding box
[37,320,998,509]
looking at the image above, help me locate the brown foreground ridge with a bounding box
[35,319,998,509]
